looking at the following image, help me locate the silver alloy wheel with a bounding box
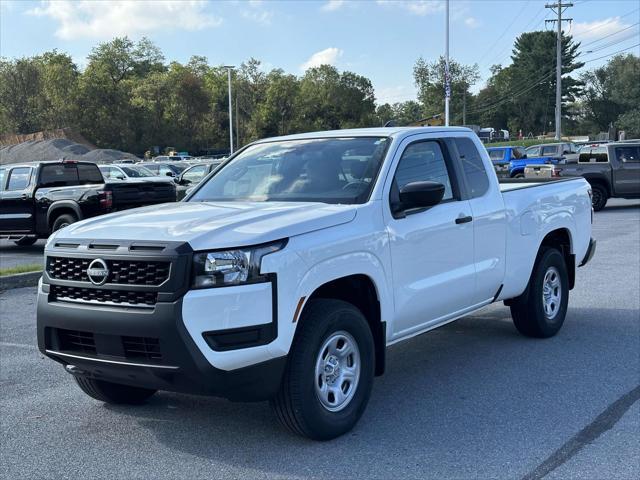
[542,266,562,320]
[314,330,361,412]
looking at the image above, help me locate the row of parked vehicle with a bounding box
[0,156,225,245]
[486,140,640,211]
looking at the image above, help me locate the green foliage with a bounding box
[0,264,42,277]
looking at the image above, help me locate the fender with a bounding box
[47,201,83,226]
[581,173,611,195]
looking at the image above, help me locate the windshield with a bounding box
[189,137,389,204]
[120,166,154,177]
[488,150,506,161]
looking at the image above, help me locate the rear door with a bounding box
[449,136,507,304]
[384,135,476,339]
[0,166,35,233]
[611,145,640,196]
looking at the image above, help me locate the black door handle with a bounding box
[455,215,473,224]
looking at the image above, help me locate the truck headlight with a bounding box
[192,240,287,289]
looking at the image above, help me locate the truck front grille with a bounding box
[47,257,170,286]
[50,285,157,307]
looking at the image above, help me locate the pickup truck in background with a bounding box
[487,146,555,178]
[0,160,176,245]
[37,127,595,440]
[558,142,640,211]
[526,142,580,164]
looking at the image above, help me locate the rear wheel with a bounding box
[13,237,38,246]
[51,213,76,232]
[271,299,375,440]
[514,173,525,179]
[74,376,156,405]
[590,184,608,211]
[509,247,569,338]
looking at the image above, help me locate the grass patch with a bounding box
[0,264,43,277]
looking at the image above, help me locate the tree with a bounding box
[413,56,480,123]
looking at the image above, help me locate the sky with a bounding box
[1,0,639,104]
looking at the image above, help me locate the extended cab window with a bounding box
[6,167,32,190]
[394,141,453,200]
[455,137,489,198]
[78,163,104,184]
[541,145,558,156]
[615,146,639,163]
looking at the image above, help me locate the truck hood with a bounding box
[56,201,357,250]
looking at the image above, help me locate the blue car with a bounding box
[487,146,556,178]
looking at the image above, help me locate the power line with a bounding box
[571,7,639,40]
[476,0,532,66]
[580,43,640,64]
[579,31,640,56]
[580,22,639,48]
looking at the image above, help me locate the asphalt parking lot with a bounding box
[0,239,45,270]
[1,200,638,479]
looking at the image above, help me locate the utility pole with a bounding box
[444,0,450,126]
[224,65,235,154]
[545,2,573,140]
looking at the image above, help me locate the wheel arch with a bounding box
[47,201,82,229]
[301,274,386,376]
[539,228,575,289]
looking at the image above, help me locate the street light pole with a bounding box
[444,0,450,127]
[224,65,235,154]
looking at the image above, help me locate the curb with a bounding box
[0,271,42,291]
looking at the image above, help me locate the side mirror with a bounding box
[165,171,175,177]
[399,181,445,211]
[522,154,527,159]
[116,175,125,180]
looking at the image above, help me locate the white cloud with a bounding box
[26,1,222,40]
[376,84,417,105]
[321,0,345,12]
[572,17,631,40]
[241,9,273,25]
[376,0,444,16]
[464,17,480,29]
[300,47,343,70]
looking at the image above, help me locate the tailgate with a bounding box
[107,181,176,210]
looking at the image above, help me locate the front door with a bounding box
[384,138,476,339]
[0,166,35,233]
[612,145,640,196]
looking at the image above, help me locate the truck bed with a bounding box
[498,177,578,192]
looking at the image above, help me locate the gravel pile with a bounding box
[0,139,139,165]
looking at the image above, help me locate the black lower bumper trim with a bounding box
[37,293,286,402]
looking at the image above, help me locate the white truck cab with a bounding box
[37,127,595,440]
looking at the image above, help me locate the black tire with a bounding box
[510,247,569,338]
[51,213,76,232]
[271,299,375,440]
[74,376,156,405]
[590,184,608,211]
[13,237,38,246]
[514,173,525,179]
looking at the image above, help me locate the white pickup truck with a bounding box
[37,127,596,440]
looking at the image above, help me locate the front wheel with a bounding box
[271,299,375,440]
[74,376,156,404]
[509,247,569,338]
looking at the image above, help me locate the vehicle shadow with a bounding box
[0,239,46,253]
[103,306,639,479]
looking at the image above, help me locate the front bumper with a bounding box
[37,290,286,401]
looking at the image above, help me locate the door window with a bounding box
[393,141,453,200]
[6,167,32,190]
[526,146,540,157]
[615,146,639,163]
[182,165,207,184]
[541,145,558,156]
[454,138,490,198]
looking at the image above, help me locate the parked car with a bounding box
[99,164,175,184]
[525,142,579,163]
[0,160,176,244]
[487,146,555,178]
[137,162,189,178]
[175,161,223,200]
[37,127,594,440]
[557,142,640,211]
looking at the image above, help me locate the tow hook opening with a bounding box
[64,364,86,376]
